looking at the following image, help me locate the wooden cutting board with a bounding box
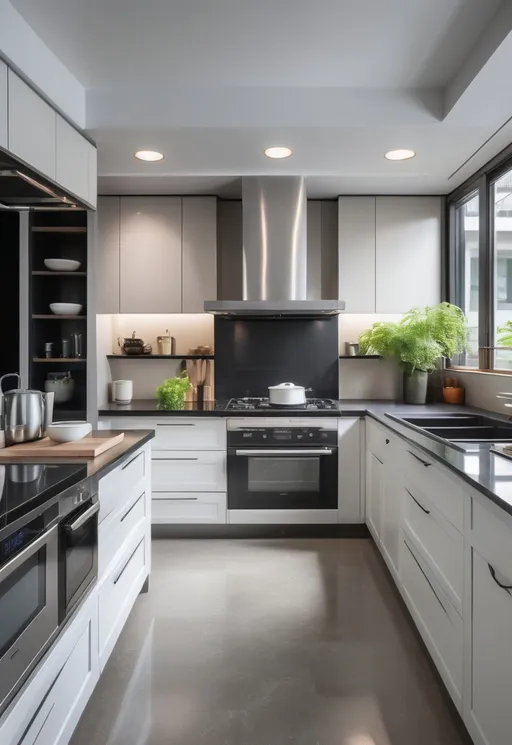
[0,433,124,458]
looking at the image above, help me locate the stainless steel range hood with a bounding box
[0,150,80,210]
[205,176,345,317]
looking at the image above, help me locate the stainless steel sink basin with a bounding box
[424,426,512,442]
[386,413,512,443]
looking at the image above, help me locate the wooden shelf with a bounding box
[32,271,87,276]
[107,354,214,360]
[32,227,87,234]
[32,315,87,320]
[33,358,86,363]
[339,355,381,359]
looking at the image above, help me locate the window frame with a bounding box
[447,144,512,373]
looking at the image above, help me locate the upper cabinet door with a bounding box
[8,71,56,180]
[375,197,441,313]
[119,197,182,313]
[338,197,376,313]
[56,115,90,203]
[96,197,120,313]
[88,143,98,209]
[182,197,217,313]
[0,60,7,150]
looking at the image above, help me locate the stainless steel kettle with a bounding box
[0,373,54,446]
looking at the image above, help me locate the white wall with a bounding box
[0,0,85,126]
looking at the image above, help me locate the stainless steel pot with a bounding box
[268,382,306,406]
[0,373,54,446]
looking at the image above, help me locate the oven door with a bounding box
[228,448,338,509]
[0,524,59,712]
[59,500,99,622]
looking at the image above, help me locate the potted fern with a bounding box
[358,303,466,404]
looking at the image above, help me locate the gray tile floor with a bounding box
[70,539,472,745]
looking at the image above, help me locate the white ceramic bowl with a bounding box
[49,303,83,316]
[44,259,81,272]
[47,421,92,443]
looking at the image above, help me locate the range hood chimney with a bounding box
[205,176,345,317]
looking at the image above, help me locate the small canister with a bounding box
[157,330,176,356]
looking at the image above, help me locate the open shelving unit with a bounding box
[29,212,88,422]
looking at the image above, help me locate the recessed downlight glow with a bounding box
[134,150,164,162]
[385,149,416,161]
[264,146,292,159]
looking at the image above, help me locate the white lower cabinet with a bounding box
[152,493,226,524]
[98,529,148,671]
[468,534,512,745]
[366,449,384,541]
[338,418,362,522]
[153,451,226,493]
[401,534,463,707]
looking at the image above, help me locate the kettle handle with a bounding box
[0,373,21,395]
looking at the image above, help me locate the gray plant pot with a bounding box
[404,370,429,404]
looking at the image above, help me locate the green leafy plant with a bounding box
[358,302,467,375]
[497,320,512,347]
[155,373,191,410]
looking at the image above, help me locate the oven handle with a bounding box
[234,449,334,456]
[65,502,100,533]
[0,524,57,583]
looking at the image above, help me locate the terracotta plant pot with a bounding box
[442,386,465,405]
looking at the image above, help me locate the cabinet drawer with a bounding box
[99,532,147,669]
[366,419,394,461]
[404,446,464,531]
[152,493,226,524]
[401,534,463,704]
[105,417,226,450]
[153,451,226,492]
[403,481,463,610]
[472,498,512,578]
[99,489,147,576]
[98,448,146,522]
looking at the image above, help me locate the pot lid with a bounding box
[268,382,304,390]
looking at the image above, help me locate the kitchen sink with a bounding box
[386,413,512,442]
[424,426,512,442]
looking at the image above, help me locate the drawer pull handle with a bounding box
[114,538,144,585]
[407,450,432,467]
[158,457,199,461]
[122,453,141,471]
[157,423,195,427]
[404,541,448,615]
[167,497,199,501]
[121,492,145,522]
[385,439,390,444]
[406,488,430,515]
[374,454,384,465]
[488,564,512,595]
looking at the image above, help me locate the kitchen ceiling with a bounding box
[10,0,512,196]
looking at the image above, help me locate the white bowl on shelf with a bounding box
[47,421,92,443]
[49,303,83,315]
[44,259,81,272]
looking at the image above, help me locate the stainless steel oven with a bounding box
[0,499,59,713]
[227,419,338,510]
[58,476,99,623]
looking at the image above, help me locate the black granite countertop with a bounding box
[0,430,155,481]
[99,399,354,416]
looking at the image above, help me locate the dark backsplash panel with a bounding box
[214,317,339,399]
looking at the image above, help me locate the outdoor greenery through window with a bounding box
[449,151,512,373]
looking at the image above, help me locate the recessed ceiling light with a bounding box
[385,149,416,161]
[134,150,164,162]
[264,146,292,159]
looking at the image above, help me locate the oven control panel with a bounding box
[228,427,338,447]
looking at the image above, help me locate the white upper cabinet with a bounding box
[96,197,120,313]
[119,197,182,313]
[338,197,376,312]
[88,143,98,208]
[182,197,217,312]
[338,196,441,313]
[0,60,7,150]
[375,197,441,313]
[8,70,56,180]
[56,115,90,204]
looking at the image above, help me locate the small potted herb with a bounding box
[155,373,191,410]
[358,303,467,404]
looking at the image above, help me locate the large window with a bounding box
[448,151,512,373]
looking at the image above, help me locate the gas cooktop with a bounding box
[226,397,338,411]
[0,463,88,528]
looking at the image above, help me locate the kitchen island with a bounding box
[0,429,154,745]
